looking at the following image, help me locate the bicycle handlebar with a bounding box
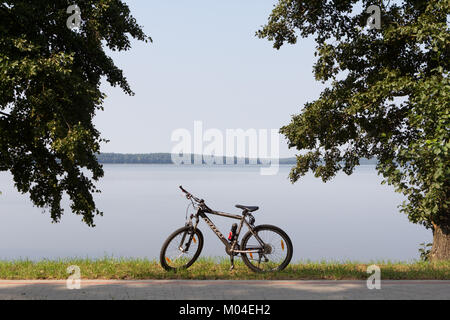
[179,185,188,194]
[179,185,203,203]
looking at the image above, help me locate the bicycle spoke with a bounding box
[173,251,185,262]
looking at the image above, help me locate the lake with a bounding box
[0,164,431,262]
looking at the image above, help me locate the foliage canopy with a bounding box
[0,0,151,226]
[258,0,449,240]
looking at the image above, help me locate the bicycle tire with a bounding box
[240,224,293,272]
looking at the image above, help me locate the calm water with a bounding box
[0,164,431,262]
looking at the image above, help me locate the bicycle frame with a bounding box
[189,206,265,255]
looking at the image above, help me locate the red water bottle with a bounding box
[228,223,238,242]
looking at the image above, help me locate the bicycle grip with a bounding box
[179,185,188,193]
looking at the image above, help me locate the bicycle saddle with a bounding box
[235,205,259,212]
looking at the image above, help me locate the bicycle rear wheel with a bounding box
[160,226,203,271]
[240,224,293,272]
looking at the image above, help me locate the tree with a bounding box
[0,1,151,226]
[258,0,449,260]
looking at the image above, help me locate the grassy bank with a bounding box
[1,258,449,280]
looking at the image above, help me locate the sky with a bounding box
[94,0,325,158]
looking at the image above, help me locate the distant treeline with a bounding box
[98,153,174,164]
[96,153,377,165]
[97,153,287,164]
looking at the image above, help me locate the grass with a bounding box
[0,257,449,280]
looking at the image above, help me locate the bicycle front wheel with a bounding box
[240,224,293,272]
[160,226,203,271]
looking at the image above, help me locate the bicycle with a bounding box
[160,186,293,272]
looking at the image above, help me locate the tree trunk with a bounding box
[430,222,450,261]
